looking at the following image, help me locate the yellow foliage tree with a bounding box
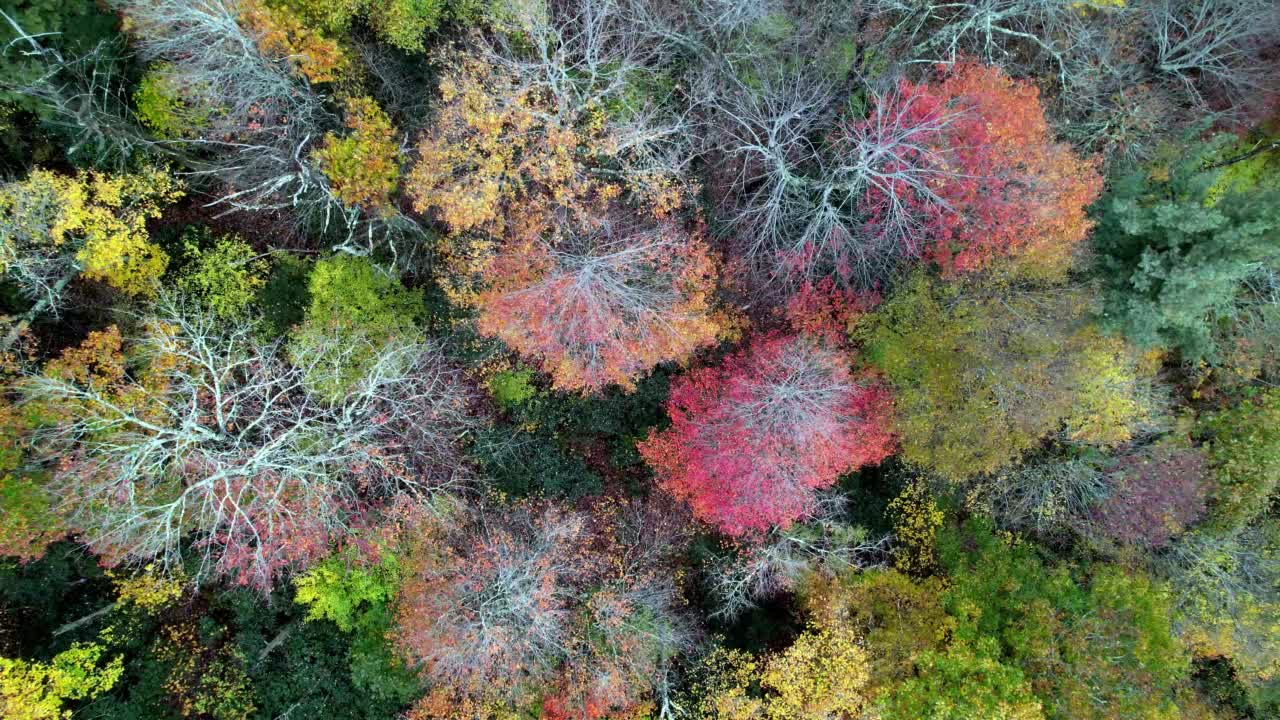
[314,96,401,213]
[887,480,945,575]
[693,627,871,720]
[71,168,183,296]
[0,643,123,720]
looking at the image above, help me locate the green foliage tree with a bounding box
[294,552,420,703]
[1198,389,1280,530]
[0,642,123,720]
[1093,136,1280,361]
[879,640,1044,720]
[0,0,120,112]
[937,518,1191,720]
[175,227,269,320]
[289,254,423,399]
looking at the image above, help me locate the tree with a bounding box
[1092,135,1280,362]
[937,518,1192,720]
[704,493,891,619]
[1160,521,1280,713]
[19,297,475,588]
[886,478,944,574]
[1092,444,1210,548]
[640,334,895,535]
[406,8,691,288]
[690,627,871,720]
[879,640,1044,720]
[263,0,482,53]
[802,569,954,697]
[112,0,423,256]
[978,454,1108,541]
[0,395,64,561]
[0,167,182,347]
[0,642,123,720]
[863,63,1103,278]
[394,500,694,715]
[405,51,613,242]
[1197,389,1280,530]
[289,254,424,400]
[1149,0,1280,115]
[474,207,721,392]
[709,62,1101,287]
[175,228,269,320]
[860,273,1162,480]
[153,623,256,720]
[313,96,401,215]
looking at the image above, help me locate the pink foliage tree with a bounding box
[1093,446,1211,548]
[639,334,895,536]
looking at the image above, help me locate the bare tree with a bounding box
[977,455,1108,541]
[0,9,153,169]
[106,0,427,262]
[706,69,961,288]
[393,504,588,702]
[478,0,696,194]
[1149,0,1280,112]
[704,493,891,620]
[20,295,477,588]
[865,0,1093,82]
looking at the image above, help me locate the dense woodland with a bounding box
[1,0,1279,718]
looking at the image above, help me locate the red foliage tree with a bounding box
[783,278,881,347]
[856,63,1103,277]
[475,208,720,392]
[639,335,895,536]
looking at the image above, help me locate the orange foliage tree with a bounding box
[475,208,720,392]
[407,53,717,391]
[859,63,1103,277]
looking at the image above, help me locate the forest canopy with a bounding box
[1,1,1279,719]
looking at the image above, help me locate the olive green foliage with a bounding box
[1198,389,1280,530]
[133,66,212,140]
[879,640,1043,720]
[1093,136,1280,361]
[271,0,484,52]
[290,254,423,398]
[802,569,954,692]
[175,227,268,319]
[1163,521,1280,713]
[938,518,1191,720]
[860,273,1157,480]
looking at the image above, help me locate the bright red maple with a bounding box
[856,62,1103,277]
[639,334,895,536]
